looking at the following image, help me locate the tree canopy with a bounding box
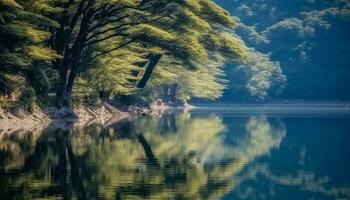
[0,0,285,110]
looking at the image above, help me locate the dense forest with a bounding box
[217,0,350,101]
[0,0,263,112]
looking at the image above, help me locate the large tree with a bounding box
[69,0,247,105]
[2,0,290,109]
[47,0,176,107]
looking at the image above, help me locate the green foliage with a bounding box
[85,46,145,96]
[239,50,286,100]
[20,87,36,112]
[143,57,227,101]
[0,73,24,95]
[222,49,286,101]
[0,0,59,101]
[0,0,285,108]
[71,0,247,103]
[72,77,99,105]
[28,66,50,97]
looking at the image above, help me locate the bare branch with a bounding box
[85,30,126,46]
[87,14,130,39]
[86,38,136,62]
[86,15,169,44]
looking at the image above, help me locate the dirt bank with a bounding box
[0,102,151,134]
[0,100,193,135]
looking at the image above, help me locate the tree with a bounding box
[0,0,286,109]
[46,0,174,107]
[223,49,286,101]
[69,0,248,106]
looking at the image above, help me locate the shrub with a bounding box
[20,87,36,113]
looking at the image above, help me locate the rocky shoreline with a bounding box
[0,102,151,134]
[0,100,194,135]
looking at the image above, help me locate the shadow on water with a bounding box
[0,109,350,199]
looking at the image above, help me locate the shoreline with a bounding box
[0,103,146,134]
[0,101,192,134]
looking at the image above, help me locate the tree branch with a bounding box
[85,30,126,46]
[68,0,85,30]
[86,38,136,62]
[86,15,169,45]
[93,5,132,20]
[87,14,130,40]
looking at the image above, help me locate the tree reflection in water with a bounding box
[0,113,285,199]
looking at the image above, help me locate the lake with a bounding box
[1,107,350,199]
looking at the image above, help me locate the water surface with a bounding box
[0,108,350,199]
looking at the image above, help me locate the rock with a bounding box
[52,107,78,120]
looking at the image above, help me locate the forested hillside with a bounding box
[216,0,350,101]
[0,0,288,113]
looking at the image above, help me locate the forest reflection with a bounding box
[0,113,285,199]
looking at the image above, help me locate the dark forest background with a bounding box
[216,0,350,102]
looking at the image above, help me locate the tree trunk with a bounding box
[55,54,78,108]
[163,85,170,103]
[53,2,72,108]
[66,58,81,99]
[55,5,93,108]
[169,84,177,103]
[56,67,68,108]
[137,53,162,88]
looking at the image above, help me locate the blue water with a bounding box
[0,108,350,199]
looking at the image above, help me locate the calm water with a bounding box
[1,109,350,199]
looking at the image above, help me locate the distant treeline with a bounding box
[216,0,350,101]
